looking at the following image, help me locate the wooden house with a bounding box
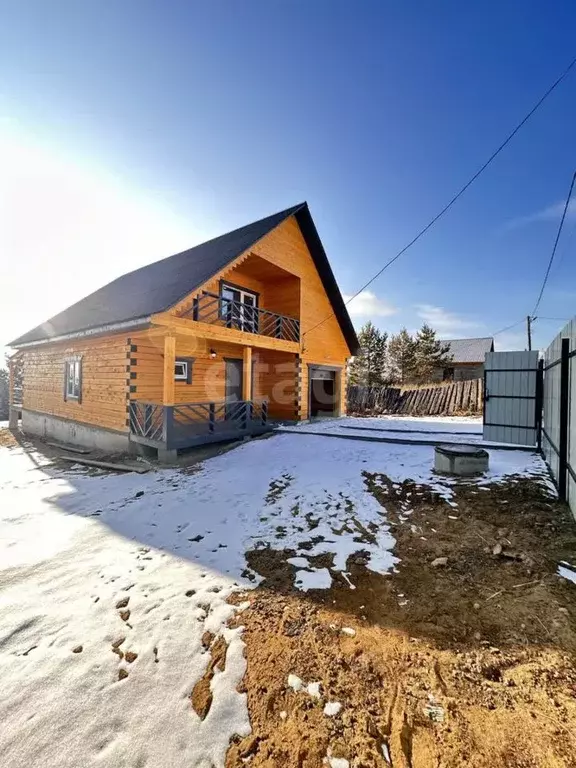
[8,203,359,459]
[433,337,495,382]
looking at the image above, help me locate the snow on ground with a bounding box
[344,415,483,433]
[281,415,540,449]
[0,423,551,767]
[282,415,483,435]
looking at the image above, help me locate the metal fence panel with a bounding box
[483,351,539,445]
[543,319,576,517]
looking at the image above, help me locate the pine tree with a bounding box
[387,329,417,384]
[413,324,452,382]
[348,321,388,386]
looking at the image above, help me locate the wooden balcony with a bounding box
[129,399,272,451]
[184,292,300,343]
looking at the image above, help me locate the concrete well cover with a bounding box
[436,444,488,458]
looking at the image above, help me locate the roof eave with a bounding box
[9,316,152,349]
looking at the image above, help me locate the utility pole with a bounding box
[526,315,532,351]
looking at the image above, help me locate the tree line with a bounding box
[348,321,453,386]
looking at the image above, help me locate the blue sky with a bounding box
[1,0,575,352]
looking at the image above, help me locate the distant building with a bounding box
[434,337,494,382]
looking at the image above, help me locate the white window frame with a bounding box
[174,360,188,381]
[65,358,82,400]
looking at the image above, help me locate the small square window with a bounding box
[65,358,82,400]
[174,357,194,383]
[174,361,188,380]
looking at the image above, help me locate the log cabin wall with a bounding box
[165,215,352,420]
[128,332,298,418]
[250,216,350,361]
[21,334,129,432]
[253,350,297,420]
[250,218,350,418]
[128,333,255,405]
[174,260,301,325]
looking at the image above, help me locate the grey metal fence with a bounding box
[542,320,576,514]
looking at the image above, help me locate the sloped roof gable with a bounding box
[443,337,494,364]
[9,203,359,353]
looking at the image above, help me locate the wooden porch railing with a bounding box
[129,399,269,449]
[182,291,300,343]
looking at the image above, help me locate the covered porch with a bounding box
[127,331,298,458]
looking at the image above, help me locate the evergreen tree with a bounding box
[387,328,417,384]
[348,321,388,386]
[413,324,452,382]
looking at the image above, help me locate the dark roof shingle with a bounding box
[10,203,359,353]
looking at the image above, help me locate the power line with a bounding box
[490,318,526,337]
[530,170,576,318]
[302,53,576,343]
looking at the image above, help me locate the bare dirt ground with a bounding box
[227,473,576,768]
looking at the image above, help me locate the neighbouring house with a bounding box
[434,337,495,382]
[8,203,359,460]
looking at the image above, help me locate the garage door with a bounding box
[309,367,338,418]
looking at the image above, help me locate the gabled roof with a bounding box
[9,202,359,353]
[443,337,494,364]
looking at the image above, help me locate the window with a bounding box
[220,283,258,333]
[174,357,193,383]
[64,358,82,401]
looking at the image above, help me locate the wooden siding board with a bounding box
[21,334,129,432]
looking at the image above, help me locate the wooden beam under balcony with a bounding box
[150,312,300,353]
[243,347,252,400]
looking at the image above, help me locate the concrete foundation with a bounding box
[434,444,489,476]
[9,405,21,429]
[22,409,129,453]
[157,447,178,463]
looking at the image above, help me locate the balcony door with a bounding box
[221,284,258,333]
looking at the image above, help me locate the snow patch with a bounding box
[325,755,350,768]
[558,564,576,585]
[295,568,332,591]
[324,701,342,716]
[288,674,304,692]
[306,681,322,699]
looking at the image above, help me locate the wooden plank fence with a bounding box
[347,378,484,417]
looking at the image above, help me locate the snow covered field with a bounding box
[0,426,550,767]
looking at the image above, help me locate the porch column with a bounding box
[243,346,252,401]
[163,335,176,405]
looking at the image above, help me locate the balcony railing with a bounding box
[129,399,270,450]
[183,291,300,343]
